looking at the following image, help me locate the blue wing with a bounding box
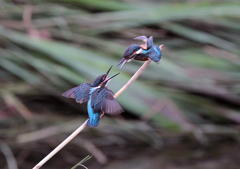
[91,88,123,115]
[123,44,141,59]
[62,83,91,103]
[118,44,146,68]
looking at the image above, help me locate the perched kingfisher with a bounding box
[118,36,164,69]
[62,66,123,127]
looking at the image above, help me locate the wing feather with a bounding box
[123,44,141,59]
[102,95,123,115]
[62,83,91,103]
[91,88,123,115]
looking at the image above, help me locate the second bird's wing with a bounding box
[62,83,91,103]
[123,44,141,59]
[91,88,123,115]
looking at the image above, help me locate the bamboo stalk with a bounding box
[32,60,151,169]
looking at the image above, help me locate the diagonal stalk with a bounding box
[32,60,151,169]
[114,60,151,98]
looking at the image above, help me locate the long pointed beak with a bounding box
[105,66,113,76]
[106,73,120,82]
[103,73,120,84]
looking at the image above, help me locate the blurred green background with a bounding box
[0,0,240,169]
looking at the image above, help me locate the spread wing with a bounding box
[62,83,91,103]
[123,44,141,59]
[91,88,123,115]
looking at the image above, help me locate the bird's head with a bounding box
[134,36,153,49]
[92,66,119,87]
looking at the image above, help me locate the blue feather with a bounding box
[87,87,101,127]
[87,99,100,127]
[141,48,151,54]
[148,46,161,62]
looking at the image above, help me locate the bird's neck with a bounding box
[89,86,100,94]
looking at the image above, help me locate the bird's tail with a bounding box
[117,58,127,69]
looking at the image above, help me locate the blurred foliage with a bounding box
[0,0,240,168]
[0,0,240,130]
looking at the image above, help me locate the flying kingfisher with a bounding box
[62,66,123,127]
[118,36,164,69]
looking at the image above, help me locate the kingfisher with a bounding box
[118,36,164,69]
[62,66,123,127]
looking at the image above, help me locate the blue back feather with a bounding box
[141,48,151,54]
[148,45,161,62]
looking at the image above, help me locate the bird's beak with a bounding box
[102,73,120,85]
[105,66,113,76]
[106,73,120,82]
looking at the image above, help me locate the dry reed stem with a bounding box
[33,120,88,169]
[32,60,151,169]
[114,60,151,98]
